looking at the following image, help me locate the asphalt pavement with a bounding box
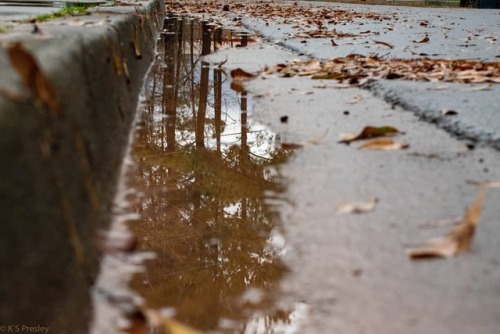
[202,2,500,333]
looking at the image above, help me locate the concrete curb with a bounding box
[0,1,164,332]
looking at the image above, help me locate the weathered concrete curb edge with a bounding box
[0,1,164,332]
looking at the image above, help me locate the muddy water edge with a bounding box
[92,15,300,333]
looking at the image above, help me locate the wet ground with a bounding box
[91,3,500,333]
[92,15,306,334]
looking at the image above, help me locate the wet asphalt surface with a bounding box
[202,2,500,333]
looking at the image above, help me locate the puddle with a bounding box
[92,15,304,334]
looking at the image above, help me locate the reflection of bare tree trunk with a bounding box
[240,91,249,223]
[201,20,211,56]
[196,62,210,148]
[214,68,222,152]
[240,92,249,165]
[174,18,183,104]
[163,30,177,152]
[214,28,222,52]
[190,20,196,124]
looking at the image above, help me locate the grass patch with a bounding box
[0,25,14,34]
[34,3,96,22]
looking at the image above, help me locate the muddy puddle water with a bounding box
[92,16,305,334]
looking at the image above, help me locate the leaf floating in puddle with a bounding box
[339,126,401,143]
[230,68,258,92]
[359,138,409,150]
[336,197,379,214]
[6,42,60,116]
[281,142,305,150]
[230,68,258,80]
[414,36,430,43]
[407,188,486,259]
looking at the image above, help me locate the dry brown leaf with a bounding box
[407,188,486,259]
[339,126,401,143]
[281,130,329,149]
[414,36,430,43]
[131,25,142,59]
[263,55,500,84]
[464,83,493,91]
[441,109,458,116]
[336,197,379,214]
[281,142,304,150]
[359,138,409,150]
[6,42,60,116]
[373,40,394,49]
[230,81,246,93]
[230,68,258,80]
[230,68,258,92]
[105,37,124,76]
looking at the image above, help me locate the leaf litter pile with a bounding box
[262,55,500,84]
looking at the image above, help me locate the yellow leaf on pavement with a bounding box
[359,138,409,150]
[407,188,486,259]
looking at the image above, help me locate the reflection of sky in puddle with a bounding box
[151,63,276,160]
[92,16,307,334]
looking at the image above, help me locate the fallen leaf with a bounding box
[466,179,500,188]
[414,36,430,43]
[281,130,329,149]
[407,188,486,259]
[359,138,409,150]
[230,68,257,80]
[131,25,142,59]
[339,126,401,143]
[6,42,60,116]
[230,81,246,93]
[373,40,394,49]
[281,142,304,150]
[441,109,458,116]
[336,197,379,214]
[230,68,258,92]
[347,95,364,104]
[433,84,449,90]
[291,88,314,95]
[464,83,493,91]
[143,308,201,334]
[105,37,124,76]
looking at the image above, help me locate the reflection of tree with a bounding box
[129,16,293,332]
